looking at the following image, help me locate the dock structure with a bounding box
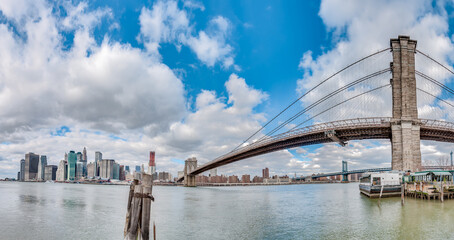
[403,171,454,201]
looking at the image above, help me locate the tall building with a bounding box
[241,174,251,183]
[113,163,119,180]
[56,160,67,181]
[262,167,270,179]
[24,152,39,181]
[119,165,125,180]
[125,166,130,173]
[20,159,25,181]
[44,165,57,181]
[210,168,217,177]
[95,151,102,177]
[87,162,95,178]
[100,159,115,179]
[64,152,68,162]
[135,165,140,173]
[37,155,47,181]
[82,147,87,177]
[67,151,77,181]
[76,162,84,179]
[148,151,156,174]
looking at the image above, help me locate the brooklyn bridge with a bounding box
[179,36,454,186]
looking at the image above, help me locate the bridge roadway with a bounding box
[298,167,392,181]
[179,117,454,181]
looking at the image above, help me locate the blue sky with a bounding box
[1,0,454,178]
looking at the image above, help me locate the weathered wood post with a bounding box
[401,182,405,205]
[124,179,139,236]
[441,179,444,202]
[141,174,153,240]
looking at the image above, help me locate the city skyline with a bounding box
[1,0,454,179]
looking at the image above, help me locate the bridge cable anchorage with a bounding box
[231,48,391,152]
[416,50,454,75]
[286,84,392,133]
[415,70,454,96]
[416,87,454,109]
[254,68,391,142]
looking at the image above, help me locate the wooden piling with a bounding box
[141,174,153,240]
[124,179,138,236]
[126,184,143,239]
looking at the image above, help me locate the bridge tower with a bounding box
[390,36,421,172]
[342,160,348,182]
[184,157,197,187]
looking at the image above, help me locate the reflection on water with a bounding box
[1,182,454,239]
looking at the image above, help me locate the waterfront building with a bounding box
[24,152,39,181]
[125,166,130,173]
[87,162,95,178]
[158,172,171,182]
[44,165,57,181]
[95,151,102,177]
[76,162,84,179]
[100,159,115,179]
[241,174,251,183]
[228,175,240,183]
[56,160,67,181]
[119,165,125,181]
[210,168,217,177]
[148,151,156,174]
[37,155,47,181]
[67,151,77,181]
[82,147,87,176]
[252,176,263,183]
[113,163,119,180]
[262,167,270,179]
[20,159,25,181]
[135,165,140,173]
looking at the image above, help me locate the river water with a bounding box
[1,182,453,239]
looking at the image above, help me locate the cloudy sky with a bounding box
[1,0,454,179]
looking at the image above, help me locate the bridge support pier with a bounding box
[390,36,421,172]
[184,157,198,187]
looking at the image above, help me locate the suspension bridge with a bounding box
[179,36,454,186]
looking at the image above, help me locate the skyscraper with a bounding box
[67,151,77,181]
[100,159,115,179]
[135,165,140,173]
[125,166,130,173]
[37,155,47,181]
[20,159,25,181]
[56,160,67,181]
[24,152,39,181]
[262,167,270,179]
[44,165,57,181]
[149,151,156,174]
[82,147,87,176]
[95,151,102,177]
[76,162,84,179]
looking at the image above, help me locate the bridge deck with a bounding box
[179,118,454,181]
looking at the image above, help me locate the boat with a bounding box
[359,172,402,198]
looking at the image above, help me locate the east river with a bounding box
[1,182,454,239]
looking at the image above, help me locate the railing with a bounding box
[419,119,454,131]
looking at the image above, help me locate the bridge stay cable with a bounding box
[416,87,454,109]
[230,48,391,152]
[416,70,454,96]
[416,49,454,75]
[285,84,392,133]
[255,68,391,142]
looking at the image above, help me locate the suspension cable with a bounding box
[231,48,391,151]
[416,70,454,96]
[416,49,454,75]
[256,68,391,142]
[417,87,454,108]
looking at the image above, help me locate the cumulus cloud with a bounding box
[138,1,237,69]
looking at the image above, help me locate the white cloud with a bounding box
[138,1,237,69]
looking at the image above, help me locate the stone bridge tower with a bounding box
[390,36,421,172]
[184,157,197,187]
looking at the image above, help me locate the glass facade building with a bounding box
[67,151,77,181]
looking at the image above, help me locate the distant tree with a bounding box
[435,156,450,166]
